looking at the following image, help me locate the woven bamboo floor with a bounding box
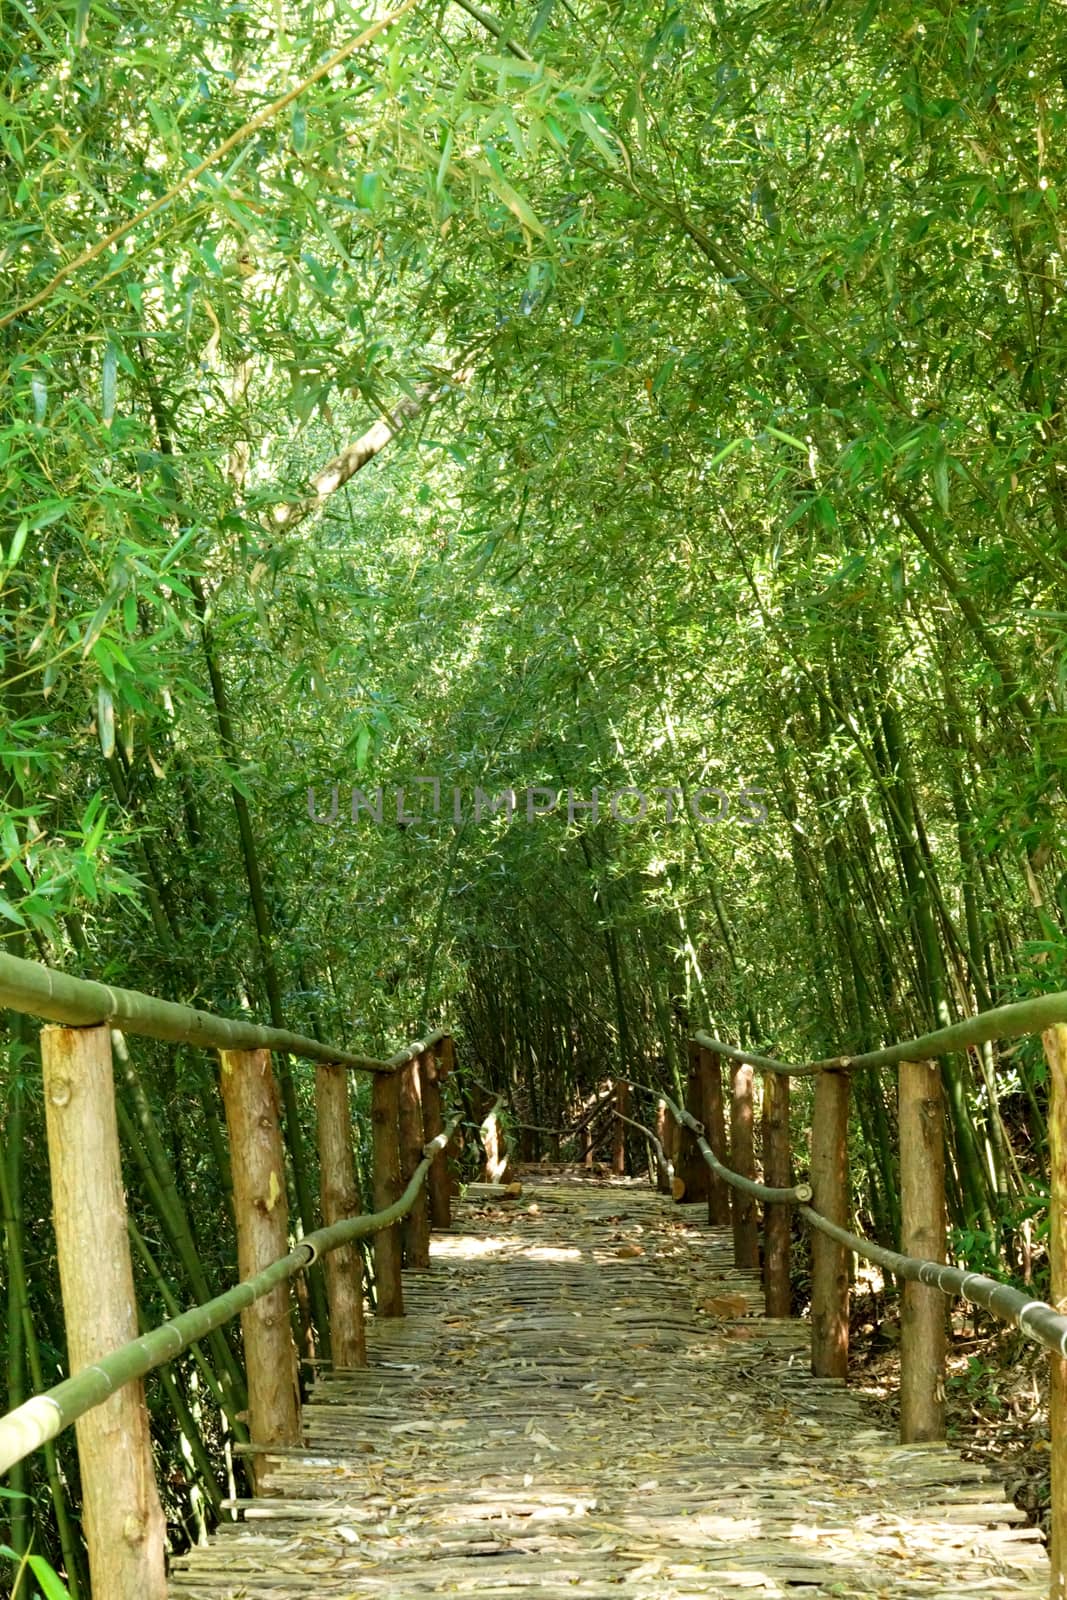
[171,1178,1048,1598]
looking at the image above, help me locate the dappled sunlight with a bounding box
[176,1180,1049,1598]
[519,1244,582,1262]
[429,1233,510,1259]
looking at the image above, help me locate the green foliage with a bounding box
[1,0,1066,1573]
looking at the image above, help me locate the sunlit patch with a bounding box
[521,1245,582,1262]
[430,1234,509,1258]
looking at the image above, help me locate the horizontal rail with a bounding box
[796,1204,1067,1358]
[693,987,1067,1076]
[0,1118,457,1477]
[656,1088,812,1202]
[655,1085,1067,1359]
[614,1108,672,1171]
[0,948,423,1072]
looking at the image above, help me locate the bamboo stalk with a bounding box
[1042,1023,1067,1600]
[2,1079,28,1561]
[115,1074,249,1419]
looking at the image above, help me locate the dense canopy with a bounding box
[2,0,1066,1582]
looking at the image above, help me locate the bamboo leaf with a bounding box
[0,897,26,928]
[764,426,807,452]
[102,338,118,425]
[932,440,950,514]
[27,1556,72,1600]
[529,0,554,40]
[97,685,115,759]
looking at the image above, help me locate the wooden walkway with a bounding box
[172,1178,1048,1598]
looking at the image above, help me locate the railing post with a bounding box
[218,1048,301,1477]
[422,1037,452,1229]
[762,1071,792,1317]
[898,1058,946,1441]
[810,1067,851,1379]
[699,1045,731,1227]
[42,1023,167,1600]
[315,1063,366,1368]
[613,1078,629,1175]
[1043,1023,1067,1600]
[371,1070,404,1315]
[398,1054,431,1269]
[654,1099,672,1193]
[675,1042,708,1202]
[730,1059,759,1268]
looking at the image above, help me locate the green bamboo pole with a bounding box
[0,1113,84,1595]
[127,1217,247,1441]
[0,1116,457,1476]
[113,1041,249,1416]
[140,1317,223,1520]
[2,1078,28,1561]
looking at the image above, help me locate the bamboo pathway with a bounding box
[172,1178,1048,1598]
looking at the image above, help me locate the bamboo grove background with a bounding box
[2,0,1066,1582]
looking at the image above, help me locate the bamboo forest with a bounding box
[2,0,1067,1596]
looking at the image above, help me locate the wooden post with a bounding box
[397,1054,431,1268]
[315,1063,366,1368]
[810,1067,851,1379]
[371,1070,404,1315]
[422,1037,452,1229]
[730,1060,759,1267]
[674,1043,709,1202]
[42,1024,167,1600]
[898,1058,946,1441]
[612,1079,629,1175]
[1042,1024,1067,1600]
[762,1071,792,1317]
[654,1099,672,1193]
[699,1046,731,1227]
[218,1048,301,1474]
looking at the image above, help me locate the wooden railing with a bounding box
[0,949,457,1599]
[639,1000,1067,1600]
